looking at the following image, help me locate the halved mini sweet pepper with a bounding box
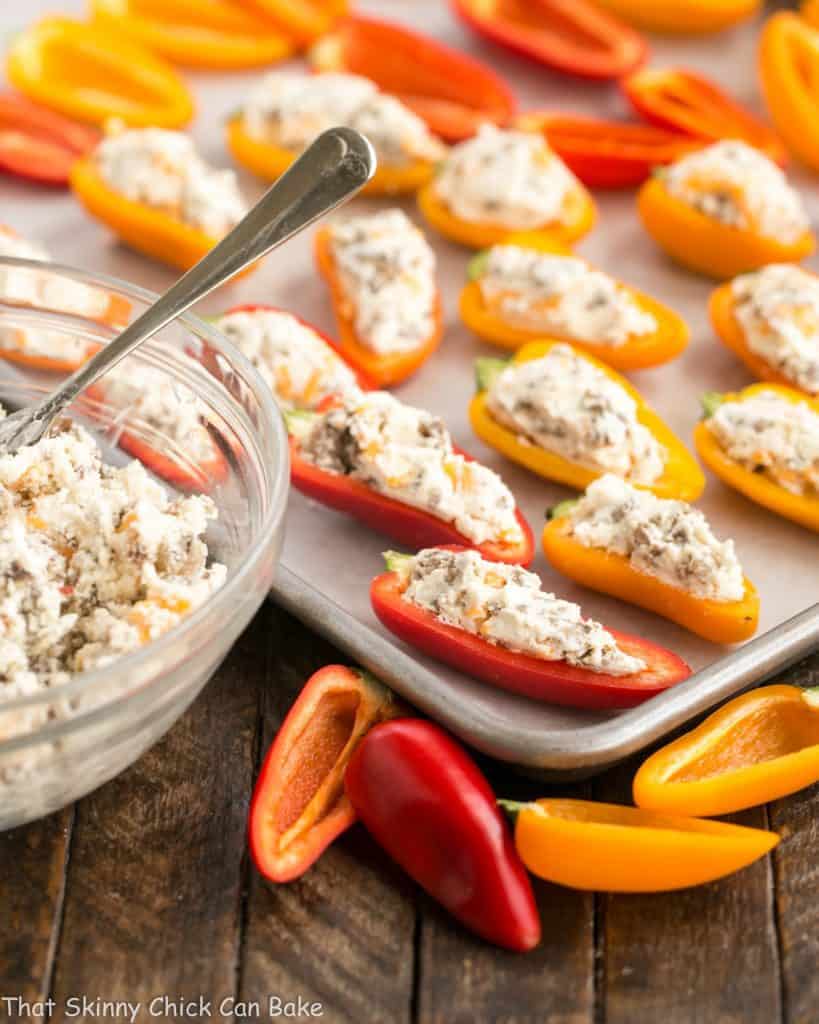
[418,176,595,251]
[451,0,647,80]
[694,386,819,533]
[310,14,515,141]
[590,0,759,35]
[637,173,815,280]
[470,341,705,500]
[709,282,816,394]
[622,67,786,165]
[226,116,436,198]
[238,0,347,45]
[543,502,760,643]
[289,431,535,564]
[633,685,819,817]
[0,92,99,187]
[460,239,689,369]
[371,548,691,710]
[759,13,819,174]
[313,227,442,388]
[70,158,252,274]
[7,17,194,129]
[502,798,778,892]
[515,111,700,188]
[90,0,293,70]
[250,665,402,883]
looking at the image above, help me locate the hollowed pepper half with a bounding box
[759,13,819,174]
[590,0,759,35]
[470,341,704,500]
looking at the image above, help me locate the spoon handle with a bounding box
[37,127,375,422]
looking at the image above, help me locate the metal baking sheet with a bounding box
[5,0,818,774]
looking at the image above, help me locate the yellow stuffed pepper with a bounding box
[470,340,704,500]
[418,125,595,249]
[694,385,819,533]
[460,233,688,370]
[227,69,446,196]
[543,474,759,643]
[638,139,814,279]
[72,125,251,274]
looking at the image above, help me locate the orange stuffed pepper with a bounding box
[72,125,251,274]
[314,209,442,388]
[227,69,446,197]
[694,385,819,533]
[470,340,704,500]
[460,233,688,370]
[543,474,759,643]
[638,140,814,279]
[419,125,595,250]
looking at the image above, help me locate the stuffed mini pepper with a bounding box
[227,71,445,196]
[543,474,759,643]
[470,341,704,500]
[638,140,813,279]
[418,125,596,250]
[695,385,819,533]
[710,264,819,396]
[287,390,534,564]
[314,209,442,387]
[71,126,248,272]
[371,546,691,709]
[461,239,688,369]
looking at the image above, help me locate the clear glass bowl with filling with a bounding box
[0,258,289,829]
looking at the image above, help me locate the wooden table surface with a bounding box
[2,602,818,1024]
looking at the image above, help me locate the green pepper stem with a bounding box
[383,550,413,574]
[475,356,509,393]
[548,498,578,521]
[467,249,490,281]
[700,391,725,419]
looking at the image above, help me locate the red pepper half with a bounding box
[250,665,402,883]
[371,547,692,710]
[516,111,701,188]
[289,438,534,566]
[345,718,541,951]
[0,92,99,186]
[310,14,515,141]
[622,67,786,165]
[451,0,647,80]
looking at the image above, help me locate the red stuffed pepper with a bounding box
[371,547,691,710]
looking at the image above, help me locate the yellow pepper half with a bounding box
[634,685,819,816]
[418,178,596,250]
[7,17,193,129]
[90,0,293,70]
[70,158,255,275]
[637,174,815,280]
[226,116,437,197]
[760,12,819,174]
[504,798,778,892]
[542,500,760,643]
[460,240,689,370]
[591,0,759,34]
[694,384,819,533]
[470,340,705,500]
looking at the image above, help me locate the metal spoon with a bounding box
[0,126,376,453]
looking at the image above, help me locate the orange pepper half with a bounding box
[542,502,760,643]
[759,12,819,174]
[7,17,193,129]
[90,0,293,70]
[418,178,595,251]
[469,340,704,500]
[70,157,254,275]
[590,0,759,34]
[694,384,819,533]
[237,0,347,46]
[460,236,688,370]
[226,116,435,197]
[637,174,814,280]
[504,798,778,892]
[314,227,443,388]
[634,685,819,816]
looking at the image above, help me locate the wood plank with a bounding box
[0,806,73,1006]
[596,759,781,1024]
[239,607,417,1024]
[47,607,272,1024]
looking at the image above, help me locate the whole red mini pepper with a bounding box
[0,91,99,186]
[345,718,541,952]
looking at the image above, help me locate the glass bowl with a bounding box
[0,258,289,829]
